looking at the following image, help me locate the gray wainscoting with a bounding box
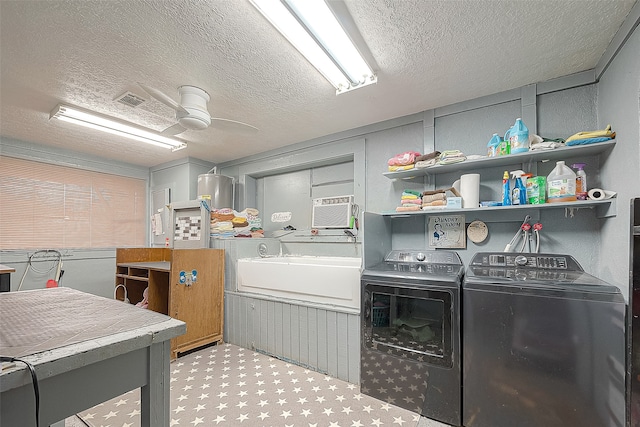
[224,291,361,384]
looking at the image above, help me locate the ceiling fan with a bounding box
[138,83,258,136]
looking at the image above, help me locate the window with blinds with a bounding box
[0,156,147,249]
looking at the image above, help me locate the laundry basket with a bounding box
[372,305,390,327]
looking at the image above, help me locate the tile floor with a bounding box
[65,343,452,427]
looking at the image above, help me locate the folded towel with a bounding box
[388,151,421,166]
[415,151,441,162]
[402,189,423,197]
[438,150,466,165]
[422,193,446,203]
[388,164,415,172]
[401,194,419,200]
[566,125,614,143]
[530,141,565,150]
[566,136,612,146]
[232,217,249,227]
[212,210,235,221]
[395,205,421,212]
[401,199,422,205]
[422,200,446,206]
[415,158,439,169]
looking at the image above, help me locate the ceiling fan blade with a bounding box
[161,122,188,136]
[138,83,189,114]
[210,117,259,133]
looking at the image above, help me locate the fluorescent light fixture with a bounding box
[50,104,187,151]
[250,0,376,94]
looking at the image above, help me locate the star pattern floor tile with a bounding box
[78,343,423,427]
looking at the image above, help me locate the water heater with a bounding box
[197,173,234,209]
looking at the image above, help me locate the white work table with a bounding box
[0,287,186,426]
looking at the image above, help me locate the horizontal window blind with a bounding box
[0,156,146,249]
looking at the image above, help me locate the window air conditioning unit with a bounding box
[312,195,354,229]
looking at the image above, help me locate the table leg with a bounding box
[140,340,171,427]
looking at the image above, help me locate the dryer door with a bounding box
[362,282,454,367]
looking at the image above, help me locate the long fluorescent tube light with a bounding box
[50,104,187,151]
[250,0,376,94]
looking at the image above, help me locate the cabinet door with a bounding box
[170,249,224,353]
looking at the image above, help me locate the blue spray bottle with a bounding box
[510,170,528,205]
[502,171,512,206]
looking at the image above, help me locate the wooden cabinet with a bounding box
[115,248,224,358]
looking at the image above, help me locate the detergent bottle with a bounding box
[502,171,512,206]
[504,118,530,154]
[510,170,528,205]
[547,161,577,203]
[572,163,588,200]
[487,133,501,157]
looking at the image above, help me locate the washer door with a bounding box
[363,282,454,367]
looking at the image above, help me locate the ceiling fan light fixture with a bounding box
[250,0,376,95]
[50,104,187,151]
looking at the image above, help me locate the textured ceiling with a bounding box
[0,0,636,168]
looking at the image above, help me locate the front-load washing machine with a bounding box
[463,252,625,427]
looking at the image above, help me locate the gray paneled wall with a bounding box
[225,291,360,384]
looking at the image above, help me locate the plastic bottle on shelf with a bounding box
[504,118,530,154]
[547,161,577,203]
[572,163,588,200]
[502,171,512,206]
[487,133,501,157]
[510,170,528,205]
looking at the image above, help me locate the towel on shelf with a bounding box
[232,217,249,228]
[415,151,441,162]
[566,136,613,146]
[388,151,421,166]
[422,193,447,203]
[565,125,615,144]
[211,209,235,221]
[401,199,422,205]
[438,150,466,165]
[423,200,447,207]
[415,158,439,169]
[395,205,421,212]
[388,164,415,172]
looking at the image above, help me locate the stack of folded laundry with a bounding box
[211,208,264,239]
[395,189,422,212]
[414,151,441,169]
[438,150,466,165]
[210,220,235,239]
[388,151,421,172]
[421,190,448,210]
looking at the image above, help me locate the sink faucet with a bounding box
[344,229,357,243]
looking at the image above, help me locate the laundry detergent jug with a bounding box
[504,118,529,154]
[487,133,501,157]
[547,161,576,203]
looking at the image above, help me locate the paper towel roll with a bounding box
[588,188,617,200]
[460,173,480,208]
[588,188,605,200]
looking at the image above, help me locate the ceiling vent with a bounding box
[114,91,147,108]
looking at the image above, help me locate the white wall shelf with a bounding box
[383,140,616,180]
[382,198,616,222]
